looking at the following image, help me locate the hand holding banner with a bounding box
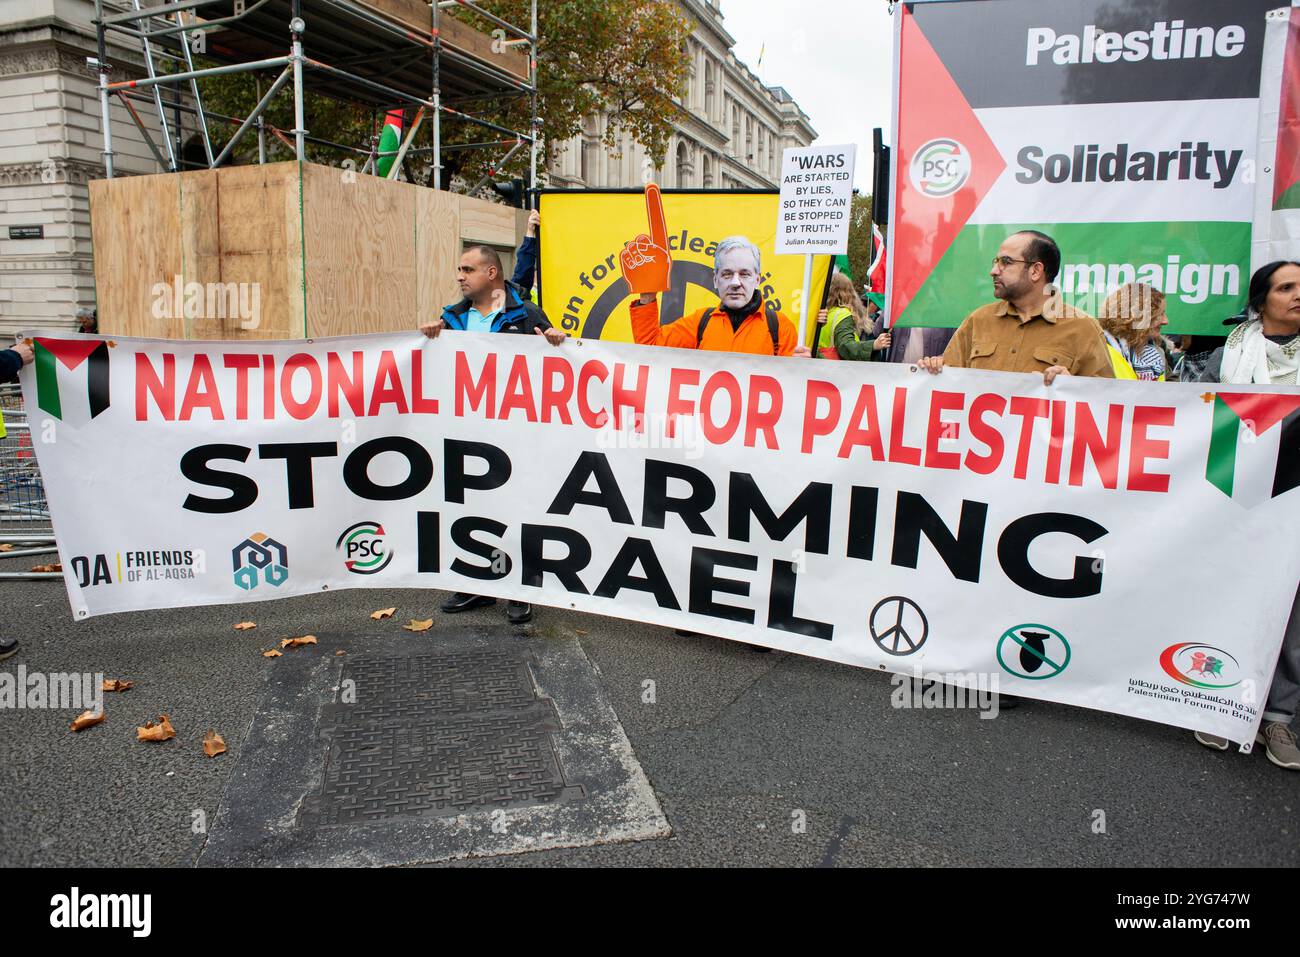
[618,184,673,294]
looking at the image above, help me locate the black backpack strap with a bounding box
[698,301,780,354]
[696,307,714,348]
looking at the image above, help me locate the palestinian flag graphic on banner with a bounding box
[33,338,111,424]
[1204,391,1300,505]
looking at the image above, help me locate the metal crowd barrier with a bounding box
[0,382,61,579]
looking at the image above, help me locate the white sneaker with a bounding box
[1257,722,1300,771]
[1194,730,1230,751]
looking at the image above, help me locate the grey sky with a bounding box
[720,0,896,194]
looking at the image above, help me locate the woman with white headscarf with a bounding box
[1195,261,1300,769]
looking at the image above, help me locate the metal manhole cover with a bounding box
[299,650,584,826]
[198,629,669,866]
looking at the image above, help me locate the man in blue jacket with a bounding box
[511,210,540,301]
[420,244,565,625]
[1,340,34,661]
[0,340,32,385]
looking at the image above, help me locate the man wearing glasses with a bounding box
[629,236,812,358]
[917,230,1112,384]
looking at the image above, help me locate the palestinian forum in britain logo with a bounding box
[336,521,391,575]
[910,138,971,198]
[231,533,288,590]
[1159,642,1242,690]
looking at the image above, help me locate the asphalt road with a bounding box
[1,551,1295,868]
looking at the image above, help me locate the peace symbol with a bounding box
[869,596,929,656]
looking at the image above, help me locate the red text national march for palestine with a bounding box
[129,344,1179,633]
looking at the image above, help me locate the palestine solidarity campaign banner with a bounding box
[18,331,1300,747]
[889,0,1280,334]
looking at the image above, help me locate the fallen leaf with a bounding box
[0,543,13,551]
[136,714,176,742]
[102,679,133,692]
[403,618,434,632]
[233,622,257,631]
[370,607,397,620]
[70,710,105,732]
[335,650,346,657]
[575,629,589,636]
[262,649,282,658]
[280,635,318,648]
[30,563,61,573]
[203,729,227,758]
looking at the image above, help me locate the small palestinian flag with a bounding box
[868,222,887,294]
[376,109,403,178]
[1205,391,1300,504]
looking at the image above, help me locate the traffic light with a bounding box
[491,177,527,208]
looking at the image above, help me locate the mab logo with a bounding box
[231,533,288,590]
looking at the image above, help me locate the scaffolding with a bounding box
[91,0,540,197]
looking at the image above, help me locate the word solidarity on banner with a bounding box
[20,332,1300,746]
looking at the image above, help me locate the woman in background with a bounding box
[815,273,889,360]
[1096,282,1169,380]
[1193,260,1300,770]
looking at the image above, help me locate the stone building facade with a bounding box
[547,0,817,191]
[0,0,162,337]
[0,0,816,338]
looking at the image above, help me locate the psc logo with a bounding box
[231,532,288,590]
[910,138,971,198]
[337,521,391,575]
[1159,642,1241,690]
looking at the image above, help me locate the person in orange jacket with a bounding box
[617,187,810,358]
[628,236,811,357]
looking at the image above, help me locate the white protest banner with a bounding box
[776,144,857,256]
[18,330,1300,746]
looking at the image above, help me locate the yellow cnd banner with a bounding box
[538,190,833,344]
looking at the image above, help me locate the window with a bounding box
[581,139,600,184]
[676,141,690,188]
